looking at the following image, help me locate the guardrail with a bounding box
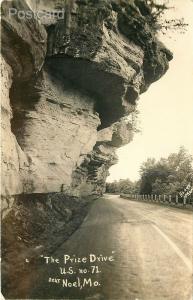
[120,193,193,209]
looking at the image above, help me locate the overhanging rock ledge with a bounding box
[1,1,172,295]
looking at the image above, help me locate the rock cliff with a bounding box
[1,0,172,202]
[1,0,172,296]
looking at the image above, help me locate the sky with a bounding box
[107,0,193,182]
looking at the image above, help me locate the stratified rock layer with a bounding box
[1,1,172,296]
[1,0,172,206]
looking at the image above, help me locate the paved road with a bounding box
[28,195,193,299]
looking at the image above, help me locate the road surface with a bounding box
[27,195,193,299]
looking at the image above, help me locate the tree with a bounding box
[139,147,193,199]
[141,0,188,34]
[106,179,139,194]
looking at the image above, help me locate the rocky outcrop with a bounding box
[9,70,100,194]
[1,0,172,203]
[71,119,134,196]
[1,0,47,81]
[1,0,172,296]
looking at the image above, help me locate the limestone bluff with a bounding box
[1,0,172,296]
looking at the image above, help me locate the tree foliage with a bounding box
[139,147,193,198]
[106,179,139,194]
[107,147,193,200]
[142,0,188,34]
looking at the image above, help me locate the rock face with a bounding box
[1,0,172,295]
[1,0,172,204]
